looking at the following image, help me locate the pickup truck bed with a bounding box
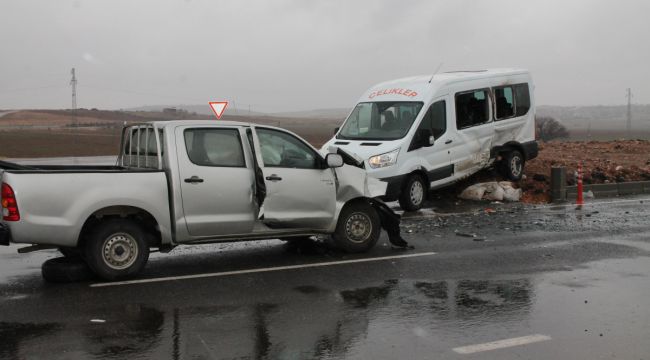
[1,167,171,247]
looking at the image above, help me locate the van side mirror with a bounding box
[334,127,340,135]
[417,129,434,147]
[325,153,344,168]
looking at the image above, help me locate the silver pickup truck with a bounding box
[0,120,404,281]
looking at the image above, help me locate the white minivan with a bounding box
[322,68,539,211]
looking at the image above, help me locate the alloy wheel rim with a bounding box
[410,180,424,205]
[511,156,523,177]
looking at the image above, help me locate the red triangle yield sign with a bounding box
[208,101,228,119]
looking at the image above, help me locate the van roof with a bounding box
[374,68,529,88]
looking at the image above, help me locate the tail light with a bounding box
[1,183,20,221]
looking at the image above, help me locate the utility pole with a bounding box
[626,88,633,138]
[70,68,77,110]
[70,68,78,163]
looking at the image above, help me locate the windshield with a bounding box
[337,102,424,140]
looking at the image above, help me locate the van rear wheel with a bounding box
[500,150,525,181]
[83,219,150,281]
[332,201,380,253]
[398,174,427,211]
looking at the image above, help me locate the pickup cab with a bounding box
[0,120,394,280]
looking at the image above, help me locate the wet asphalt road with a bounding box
[1,196,650,359]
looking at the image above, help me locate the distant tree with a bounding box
[536,116,569,141]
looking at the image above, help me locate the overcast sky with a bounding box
[1,0,649,112]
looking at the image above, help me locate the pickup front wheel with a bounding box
[84,219,150,281]
[332,201,380,253]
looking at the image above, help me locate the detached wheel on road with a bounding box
[83,219,150,281]
[398,174,427,211]
[332,201,380,253]
[500,150,525,181]
[42,257,95,283]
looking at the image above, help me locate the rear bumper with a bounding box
[0,223,11,246]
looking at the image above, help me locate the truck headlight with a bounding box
[368,148,400,169]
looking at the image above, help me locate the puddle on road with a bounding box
[2,256,649,359]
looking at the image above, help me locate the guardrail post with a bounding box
[550,167,567,203]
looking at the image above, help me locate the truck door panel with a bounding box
[253,127,336,230]
[176,127,256,237]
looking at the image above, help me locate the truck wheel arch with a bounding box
[77,206,161,249]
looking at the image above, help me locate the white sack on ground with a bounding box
[458,184,486,201]
[459,181,521,202]
[483,182,505,201]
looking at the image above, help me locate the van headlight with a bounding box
[368,148,400,169]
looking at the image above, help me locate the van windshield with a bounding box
[337,102,424,140]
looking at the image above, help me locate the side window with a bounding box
[455,89,490,129]
[494,86,515,120]
[513,83,531,116]
[184,128,245,167]
[418,100,447,139]
[256,128,318,169]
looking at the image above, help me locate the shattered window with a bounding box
[494,86,515,120]
[514,83,531,116]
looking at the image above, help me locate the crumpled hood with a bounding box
[334,164,387,200]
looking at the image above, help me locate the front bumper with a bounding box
[379,174,407,201]
[0,223,11,246]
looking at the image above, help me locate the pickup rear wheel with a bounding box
[332,201,380,253]
[84,219,150,281]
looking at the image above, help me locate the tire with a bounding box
[83,219,150,281]
[58,246,81,258]
[42,257,95,283]
[500,150,525,181]
[332,201,381,253]
[398,174,427,211]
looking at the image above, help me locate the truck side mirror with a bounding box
[325,153,344,168]
[418,129,434,147]
[334,127,340,135]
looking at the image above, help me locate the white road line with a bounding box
[90,251,437,288]
[452,334,551,354]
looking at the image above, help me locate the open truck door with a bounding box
[249,126,337,230]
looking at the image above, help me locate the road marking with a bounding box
[90,251,437,288]
[452,334,551,354]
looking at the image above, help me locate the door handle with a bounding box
[184,176,204,184]
[445,139,453,144]
[265,174,282,181]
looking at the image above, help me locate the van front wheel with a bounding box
[399,174,427,211]
[500,150,525,181]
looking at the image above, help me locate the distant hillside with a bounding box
[127,104,270,117]
[271,108,351,120]
[537,104,650,139]
[127,104,351,120]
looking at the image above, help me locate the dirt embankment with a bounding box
[520,140,650,203]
